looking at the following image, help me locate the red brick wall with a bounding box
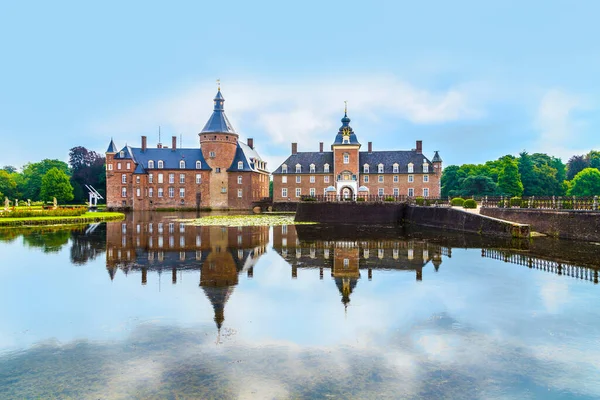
[200,133,239,208]
[272,173,335,201]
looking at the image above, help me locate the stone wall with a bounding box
[480,208,600,242]
[295,202,405,226]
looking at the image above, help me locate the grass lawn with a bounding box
[0,212,125,227]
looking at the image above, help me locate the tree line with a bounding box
[0,147,106,204]
[441,150,600,198]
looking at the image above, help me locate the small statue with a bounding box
[27,199,31,207]
[53,197,58,209]
[15,199,18,207]
[4,197,8,211]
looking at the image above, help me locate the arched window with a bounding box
[238,161,243,169]
[148,160,154,169]
[158,160,164,169]
[378,164,384,173]
[196,161,201,169]
[363,164,369,173]
[179,160,185,169]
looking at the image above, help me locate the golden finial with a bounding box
[216,78,221,91]
[344,100,348,114]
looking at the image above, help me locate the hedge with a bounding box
[463,199,477,209]
[451,197,465,207]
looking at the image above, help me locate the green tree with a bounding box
[518,151,537,196]
[566,155,589,180]
[586,150,600,169]
[40,168,74,203]
[567,168,600,196]
[21,159,70,201]
[2,166,17,174]
[497,160,524,196]
[459,175,498,196]
[441,165,465,197]
[0,170,17,199]
[269,180,273,198]
[68,146,106,203]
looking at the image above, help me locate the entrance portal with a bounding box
[341,187,354,200]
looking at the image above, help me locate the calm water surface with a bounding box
[1,212,599,399]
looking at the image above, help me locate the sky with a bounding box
[1,0,599,171]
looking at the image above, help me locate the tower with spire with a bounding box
[331,103,361,199]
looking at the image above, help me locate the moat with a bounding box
[1,212,600,399]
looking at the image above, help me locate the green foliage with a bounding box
[384,196,395,202]
[463,199,477,208]
[567,168,600,196]
[69,146,106,203]
[269,180,273,198]
[415,196,425,206]
[0,170,17,199]
[566,155,589,181]
[301,196,317,202]
[510,197,522,207]
[451,197,465,207]
[0,207,87,218]
[40,168,74,203]
[459,175,497,196]
[498,160,524,197]
[21,159,70,201]
[356,197,365,202]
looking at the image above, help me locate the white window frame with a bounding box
[158,160,164,169]
[237,175,242,184]
[180,160,185,169]
[136,188,141,197]
[363,164,369,173]
[196,161,201,169]
[282,176,287,183]
[237,189,243,198]
[209,151,216,158]
[324,164,329,173]
[310,176,315,183]
[282,188,288,197]
[121,174,127,184]
[168,187,175,198]
[149,174,153,183]
[148,160,154,169]
[179,188,185,198]
[169,173,174,184]
[310,164,315,173]
[393,164,399,173]
[324,176,329,183]
[364,175,369,183]
[180,174,185,184]
[296,164,301,173]
[408,188,414,197]
[408,163,414,173]
[408,175,414,183]
[296,176,301,183]
[423,175,429,182]
[378,164,384,173]
[238,161,243,169]
[149,188,154,197]
[423,188,429,197]
[310,188,315,196]
[378,175,384,183]
[343,153,349,164]
[282,164,288,173]
[126,162,131,170]
[378,188,384,196]
[393,188,399,196]
[158,188,164,197]
[121,187,127,197]
[393,175,399,183]
[423,163,429,173]
[295,188,301,197]
[158,173,163,184]
[196,174,201,184]
[117,162,122,170]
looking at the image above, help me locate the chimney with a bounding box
[319,142,324,152]
[292,142,298,155]
[247,138,254,149]
[368,141,372,153]
[157,143,163,149]
[141,136,147,151]
[172,136,177,150]
[416,140,422,154]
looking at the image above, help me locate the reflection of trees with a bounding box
[70,224,106,265]
[22,229,71,253]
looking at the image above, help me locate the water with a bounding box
[1,213,599,399]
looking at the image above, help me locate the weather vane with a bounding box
[217,78,221,91]
[344,100,348,114]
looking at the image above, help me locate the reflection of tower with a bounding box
[335,277,358,309]
[202,285,234,330]
[332,243,361,309]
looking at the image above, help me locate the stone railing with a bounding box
[479,196,600,211]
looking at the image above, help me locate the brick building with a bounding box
[272,107,442,201]
[105,89,270,210]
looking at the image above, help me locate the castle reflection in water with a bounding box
[105,214,449,328]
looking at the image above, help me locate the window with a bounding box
[136,176,140,184]
[180,188,185,198]
[423,188,429,197]
[168,187,175,198]
[107,164,113,171]
[121,174,127,184]
[216,167,221,173]
[324,176,329,183]
[423,175,429,182]
[393,164,399,173]
[221,187,227,193]
[179,160,185,169]
[158,173,163,184]
[158,160,164,169]
[180,174,185,184]
[196,174,201,184]
[296,176,301,183]
[363,164,369,173]
[149,188,153,197]
[238,161,243,169]
[378,164,384,173]
[148,160,154,169]
[282,176,287,183]
[295,188,301,197]
[408,175,414,183]
[121,187,127,197]
[117,162,122,170]
[393,175,399,183]
[209,151,216,158]
[408,188,414,197]
[364,175,369,183]
[378,175,384,183]
[296,164,301,173]
[408,163,413,173]
[393,188,399,196]
[282,164,288,173]
[324,188,328,195]
[423,163,429,173]
[238,189,243,198]
[282,188,288,197]
[310,164,315,173]
[196,161,201,169]
[378,188,384,196]
[136,188,141,197]
[148,174,153,183]
[169,174,174,184]
[120,151,124,158]
[343,153,349,164]
[158,188,164,197]
[324,164,329,173]
[310,176,315,183]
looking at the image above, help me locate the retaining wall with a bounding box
[480,208,600,242]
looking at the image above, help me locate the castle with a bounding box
[105,88,270,210]
[272,105,442,201]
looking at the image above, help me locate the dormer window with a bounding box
[196,161,201,169]
[423,163,429,173]
[343,153,349,164]
[343,137,349,144]
[282,164,288,173]
[158,160,164,169]
[296,164,301,173]
[310,164,315,173]
[120,151,124,158]
[363,164,369,173]
[324,164,329,173]
[179,160,185,169]
[378,164,384,173]
[238,161,243,169]
[393,163,399,173]
[408,163,414,173]
[148,160,154,169]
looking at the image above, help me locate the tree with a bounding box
[0,170,17,199]
[2,166,17,174]
[567,168,600,196]
[518,151,537,196]
[21,159,70,201]
[497,160,524,196]
[69,146,106,203]
[459,175,498,196]
[40,168,74,203]
[441,165,464,197]
[586,150,600,170]
[566,155,589,180]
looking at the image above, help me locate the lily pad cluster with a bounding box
[181,214,315,227]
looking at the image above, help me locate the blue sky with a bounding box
[1,0,599,171]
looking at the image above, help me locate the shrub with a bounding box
[415,197,425,206]
[451,197,465,207]
[510,197,522,207]
[302,196,317,202]
[384,196,395,202]
[561,200,573,209]
[463,199,477,209]
[0,207,87,219]
[356,197,365,202]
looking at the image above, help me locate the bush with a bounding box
[463,199,477,209]
[0,207,87,218]
[384,196,395,202]
[561,200,573,209]
[415,197,425,206]
[356,197,365,202]
[451,197,465,207]
[510,197,522,207]
[302,196,317,202]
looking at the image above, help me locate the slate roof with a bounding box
[227,141,269,173]
[114,146,212,172]
[272,151,436,174]
[332,112,360,145]
[432,150,442,163]
[200,90,236,134]
[106,139,118,153]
